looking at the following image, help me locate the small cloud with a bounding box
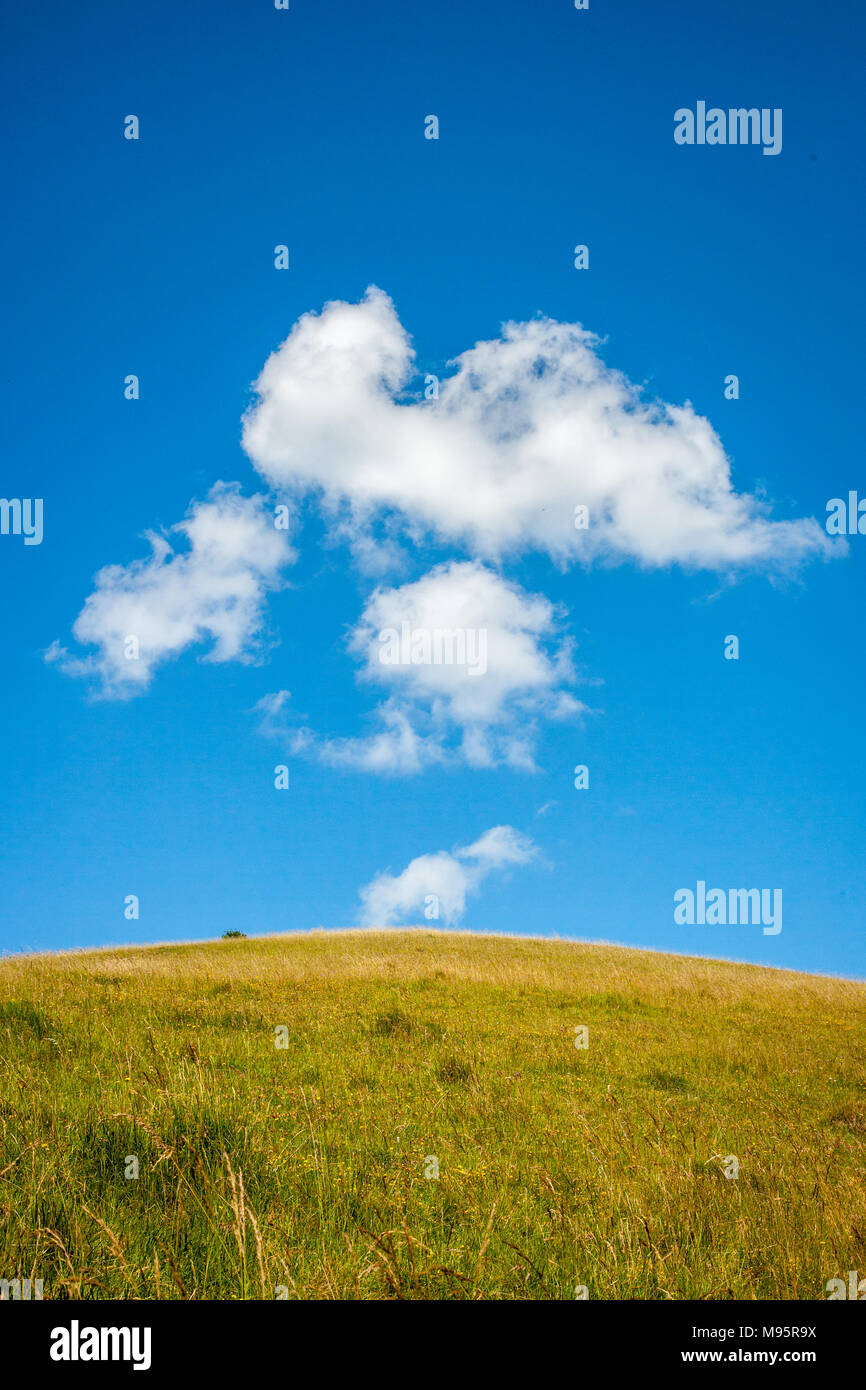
[277,560,591,775]
[49,484,294,699]
[253,690,314,752]
[358,824,537,926]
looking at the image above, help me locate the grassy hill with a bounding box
[1,929,864,1300]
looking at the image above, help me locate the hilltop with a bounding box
[1,930,864,1299]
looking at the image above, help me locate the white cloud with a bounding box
[358,824,537,926]
[242,286,834,572]
[262,560,588,773]
[318,699,450,775]
[252,690,315,752]
[48,484,294,698]
[351,560,576,716]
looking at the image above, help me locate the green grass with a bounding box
[0,929,864,1300]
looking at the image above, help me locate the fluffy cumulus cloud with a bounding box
[47,484,294,698]
[358,824,537,926]
[257,560,587,772]
[242,286,832,571]
[52,288,836,715]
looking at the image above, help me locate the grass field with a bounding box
[1,929,864,1300]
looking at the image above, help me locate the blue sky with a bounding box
[1,0,864,976]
